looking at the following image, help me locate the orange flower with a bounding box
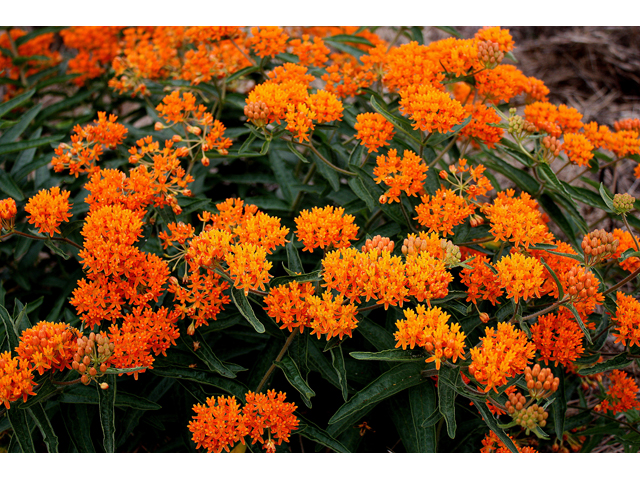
[307,90,344,124]
[170,270,230,330]
[530,311,585,367]
[374,149,428,203]
[156,90,205,124]
[0,197,17,231]
[415,187,475,236]
[16,321,78,375]
[459,102,503,149]
[225,243,272,295]
[405,252,452,305]
[613,228,640,272]
[159,221,195,250]
[615,118,640,133]
[267,63,314,87]
[556,104,584,133]
[295,206,358,252]
[399,85,467,133]
[459,254,503,305]
[354,112,395,153]
[474,65,528,104]
[475,27,515,53]
[469,322,536,393]
[246,81,309,125]
[394,305,466,369]
[607,129,640,158]
[562,133,594,167]
[234,211,289,254]
[583,121,612,149]
[289,34,329,67]
[0,351,36,409]
[524,101,561,137]
[612,292,640,348]
[242,390,299,452]
[381,42,444,93]
[523,76,550,103]
[596,370,640,415]
[285,102,315,143]
[263,281,315,333]
[484,189,550,248]
[189,395,249,453]
[247,27,288,58]
[186,228,233,270]
[495,252,544,304]
[25,186,73,236]
[60,27,121,86]
[307,291,359,340]
[480,431,537,453]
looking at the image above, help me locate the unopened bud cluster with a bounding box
[440,239,461,267]
[469,214,485,228]
[477,41,504,69]
[582,229,619,266]
[613,193,635,215]
[72,332,114,385]
[361,235,395,253]
[565,266,598,302]
[540,136,561,163]
[508,108,536,139]
[525,364,559,400]
[244,101,270,127]
[401,235,429,256]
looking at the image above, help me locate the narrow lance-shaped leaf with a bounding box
[231,287,265,333]
[27,404,59,453]
[274,355,316,409]
[7,407,35,453]
[330,345,349,402]
[97,374,116,453]
[437,365,458,439]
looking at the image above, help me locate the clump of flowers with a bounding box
[595,370,640,415]
[495,252,545,304]
[374,149,428,203]
[0,352,36,409]
[399,85,467,133]
[611,292,640,348]
[16,321,78,375]
[0,198,17,231]
[263,281,315,333]
[306,291,359,340]
[531,311,585,367]
[295,206,359,252]
[354,112,395,153]
[24,187,73,237]
[415,187,475,236]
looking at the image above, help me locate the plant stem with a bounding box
[603,266,640,296]
[429,135,458,168]
[230,37,257,68]
[554,161,571,177]
[622,214,640,252]
[457,236,494,246]
[385,27,405,54]
[363,209,384,231]
[571,405,640,436]
[302,141,357,177]
[567,167,589,184]
[0,230,81,250]
[521,297,569,321]
[398,199,418,233]
[256,329,299,393]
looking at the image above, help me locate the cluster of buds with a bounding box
[525,364,560,400]
[552,429,586,453]
[401,235,429,256]
[540,136,562,163]
[361,235,395,253]
[477,40,504,69]
[440,239,461,267]
[565,266,598,302]
[469,214,485,228]
[505,389,549,434]
[0,198,17,231]
[244,101,270,128]
[507,108,536,140]
[613,193,635,215]
[72,332,114,387]
[581,229,619,266]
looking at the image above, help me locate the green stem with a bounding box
[256,329,299,393]
[398,199,418,233]
[566,167,589,184]
[429,135,458,168]
[571,405,640,436]
[299,141,357,177]
[385,27,405,54]
[521,297,569,321]
[603,266,640,296]
[622,214,640,252]
[363,209,384,231]
[0,230,81,250]
[554,161,571,177]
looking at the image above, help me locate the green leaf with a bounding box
[348,176,377,213]
[370,95,420,144]
[539,257,564,300]
[357,317,396,351]
[472,400,518,453]
[97,374,116,453]
[599,182,615,211]
[538,193,577,246]
[565,184,611,211]
[269,270,321,288]
[61,403,95,452]
[287,140,310,163]
[225,65,260,84]
[151,367,248,398]
[27,404,58,453]
[437,365,458,438]
[0,170,25,201]
[286,236,304,274]
[484,155,539,193]
[579,353,632,375]
[313,143,340,192]
[350,349,428,363]
[537,163,574,202]
[0,103,42,145]
[434,26,461,38]
[409,381,437,452]
[184,330,237,379]
[0,89,35,119]
[409,27,425,45]
[230,288,265,333]
[324,40,367,62]
[550,365,566,440]
[7,407,35,453]
[38,89,94,120]
[330,345,349,401]
[328,362,426,425]
[564,302,592,344]
[44,238,71,260]
[297,416,350,453]
[274,355,316,408]
[348,143,366,167]
[325,34,375,47]
[0,304,18,351]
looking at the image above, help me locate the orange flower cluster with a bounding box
[354,112,395,153]
[459,254,503,305]
[246,27,289,58]
[306,291,359,340]
[612,228,640,272]
[596,370,640,415]
[60,27,122,86]
[442,158,493,200]
[469,322,535,393]
[295,205,358,252]
[225,243,273,295]
[52,112,128,177]
[405,251,453,305]
[24,187,73,237]
[289,34,329,67]
[263,282,315,333]
[460,103,504,149]
[495,252,545,304]
[16,321,78,375]
[0,351,36,409]
[415,187,475,236]
[374,149,428,203]
[562,133,594,167]
[474,65,528,104]
[399,85,467,133]
[170,270,230,331]
[0,198,17,231]
[530,311,585,367]
[394,305,466,369]
[480,431,537,453]
[484,189,551,248]
[189,390,298,453]
[524,101,584,137]
[612,292,640,348]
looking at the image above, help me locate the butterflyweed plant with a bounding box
[0,26,640,454]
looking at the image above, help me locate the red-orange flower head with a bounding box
[612,291,640,348]
[295,205,358,252]
[247,27,289,58]
[469,322,536,393]
[189,395,249,453]
[242,390,299,451]
[399,84,467,134]
[263,281,315,333]
[596,370,640,415]
[374,149,427,204]
[530,310,585,367]
[415,187,475,236]
[225,243,272,296]
[0,351,36,409]
[25,186,73,237]
[562,133,594,167]
[495,252,544,304]
[354,112,395,153]
[306,291,359,340]
[394,304,466,369]
[0,197,17,231]
[16,321,79,375]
